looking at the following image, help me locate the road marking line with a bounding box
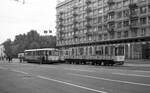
[44,66,94,72]
[112,73,150,78]
[11,70,29,75]
[65,68,94,72]
[37,75,107,93]
[69,73,150,87]
[7,68,107,93]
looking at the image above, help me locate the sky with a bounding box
[0,0,58,44]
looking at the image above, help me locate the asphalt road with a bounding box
[0,61,150,93]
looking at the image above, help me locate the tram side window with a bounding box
[89,47,92,55]
[66,50,69,56]
[115,46,124,56]
[94,47,97,55]
[118,47,124,56]
[95,47,103,55]
[33,51,37,56]
[49,51,52,56]
[26,51,31,56]
[79,48,84,55]
[54,50,59,56]
[38,51,44,56]
[37,51,39,56]
[105,47,109,55]
[72,49,74,55]
[115,48,118,56]
[86,47,88,55]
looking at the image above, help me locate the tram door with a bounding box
[114,45,125,63]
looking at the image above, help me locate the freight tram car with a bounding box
[60,44,125,66]
[24,48,62,64]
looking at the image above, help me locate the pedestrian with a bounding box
[41,56,45,64]
[8,56,11,63]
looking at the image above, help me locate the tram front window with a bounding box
[115,46,124,56]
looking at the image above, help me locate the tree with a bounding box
[2,30,56,58]
[3,39,13,57]
[29,41,40,49]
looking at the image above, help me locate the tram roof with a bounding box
[25,48,58,52]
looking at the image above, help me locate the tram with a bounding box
[61,44,125,66]
[24,48,62,64]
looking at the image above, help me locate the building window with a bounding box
[148,5,150,12]
[103,15,107,22]
[140,6,147,14]
[116,2,122,9]
[140,17,147,25]
[117,21,122,28]
[148,16,150,24]
[141,28,146,36]
[123,0,129,6]
[99,34,102,40]
[131,19,138,26]
[131,29,138,37]
[117,32,121,38]
[89,47,93,55]
[123,10,129,17]
[110,33,115,39]
[98,8,103,14]
[98,16,102,23]
[108,12,115,20]
[124,31,128,38]
[123,20,129,27]
[98,25,102,31]
[104,34,108,40]
[116,11,122,18]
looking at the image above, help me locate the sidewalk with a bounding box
[124,59,150,67]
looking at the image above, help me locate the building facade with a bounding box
[56,0,150,60]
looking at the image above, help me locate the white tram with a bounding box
[60,44,125,66]
[24,48,62,64]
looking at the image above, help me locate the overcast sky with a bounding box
[0,0,59,44]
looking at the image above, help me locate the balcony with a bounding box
[107,0,115,5]
[73,27,78,31]
[59,31,64,34]
[85,23,92,28]
[58,24,64,27]
[73,35,78,38]
[107,8,115,14]
[59,18,63,21]
[107,19,115,25]
[73,20,78,25]
[86,7,92,13]
[85,0,91,5]
[73,6,78,10]
[129,24,139,29]
[72,13,78,17]
[129,3,138,9]
[128,11,138,19]
[129,14,138,19]
[59,11,64,15]
[86,32,92,36]
[58,36,64,40]
[107,28,114,33]
[85,16,92,21]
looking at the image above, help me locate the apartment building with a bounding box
[56,0,150,60]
